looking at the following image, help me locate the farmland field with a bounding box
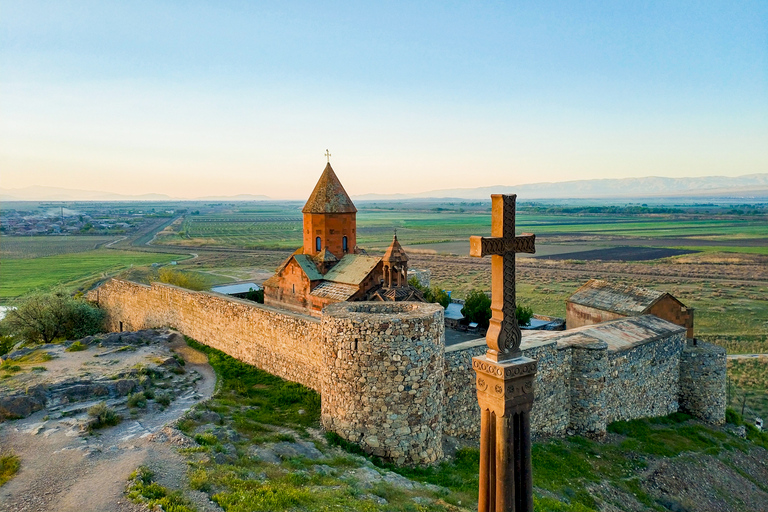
[0,236,120,259]
[151,202,768,256]
[0,250,187,300]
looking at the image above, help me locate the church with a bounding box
[263,161,423,316]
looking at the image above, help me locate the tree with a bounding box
[244,288,264,303]
[461,289,492,328]
[461,289,534,328]
[516,305,533,327]
[408,277,450,308]
[2,289,105,344]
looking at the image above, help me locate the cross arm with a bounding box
[470,234,536,257]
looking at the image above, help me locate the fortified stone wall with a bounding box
[443,336,571,439]
[679,342,727,424]
[441,316,702,441]
[604,330,685,423]
[92,279,726,462]
[321,302,445,465]
[90,279,324,391]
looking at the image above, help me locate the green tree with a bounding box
[408,277,450,308]
[516,304,533,327]
[2,289,105,344]
[461,289,534,328]
[244,288,264,303]
[461,289,492,328]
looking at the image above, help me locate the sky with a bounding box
[1,1,767,199]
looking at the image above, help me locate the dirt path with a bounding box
[0,341,216,512]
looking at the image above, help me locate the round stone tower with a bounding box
[320,302,445,465]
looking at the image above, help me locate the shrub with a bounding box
[65,341,87,352]
[0,452,21,487]
[88,402,121,430]
[1,288,105,344]
[516,305,533,327]
[156,393,172,407]
[462,289,492,328]
[158,268,207,291]
[244,288,264,303]
[127,392,147,408]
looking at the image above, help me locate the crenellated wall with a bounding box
[91,279,727,462]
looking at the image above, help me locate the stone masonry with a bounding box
[320,302,445,465]
[91,278,727,463]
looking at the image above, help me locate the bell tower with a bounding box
[302,158,357,261]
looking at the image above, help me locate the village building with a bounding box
[566,279,694,339]
[263,162,422,316]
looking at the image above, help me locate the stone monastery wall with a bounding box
[92,279,726,463]
[91,279,324,391]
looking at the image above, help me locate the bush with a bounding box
[127,392,147,408]
[407,277,450,308]
[158,268,207,291]
[0,452,21,487]
[1,289,105,344]
[88,402,121,430]
[65,341,87,352]
[244,288,264,303]
[462,289,492,328]
[156,393,172,407]
[461,289,535,328]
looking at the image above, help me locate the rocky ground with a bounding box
[0,330,216,512]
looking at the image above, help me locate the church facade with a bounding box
[263,162,422,316]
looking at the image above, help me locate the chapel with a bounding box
[263,161,423,316]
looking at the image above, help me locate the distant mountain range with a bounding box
[353,173,768,200]
[0,186,271,202]
[2,174,767,202]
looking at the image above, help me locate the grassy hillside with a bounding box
[130,339,768,512]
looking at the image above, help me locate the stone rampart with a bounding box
[90,279,323,391]
[92,279,726,462]
[440,315,694,440]
[321,302,445,465]
[679,342,727,424]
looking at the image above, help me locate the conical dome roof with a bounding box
[382,233,408,263]
[302,163,357,214]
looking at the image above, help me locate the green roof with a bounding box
[323,255,380,285]
[293,254,324,281]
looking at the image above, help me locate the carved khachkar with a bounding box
[470,194,537,512]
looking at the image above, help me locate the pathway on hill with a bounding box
[0,339,217,512]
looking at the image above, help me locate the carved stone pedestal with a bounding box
[473,354,537,512]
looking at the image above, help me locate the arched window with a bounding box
[342,236,348,252]
[315,236,321,251]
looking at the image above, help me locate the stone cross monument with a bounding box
[469,194,537,512]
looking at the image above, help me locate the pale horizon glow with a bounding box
[2,1,767,200]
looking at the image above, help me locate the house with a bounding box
[566,279,694,339]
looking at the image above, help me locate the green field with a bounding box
[0,250,187,300]
[0,236,120,259]
[153,203,768,255]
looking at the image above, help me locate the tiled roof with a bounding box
[309,281,359,301]
[369,286,424,302]
[313,248,338,265]
[568,279,670,315]
[293,255,324,281]
[323,254,380,285]
[382,234,408,263]
[302,163,357,214]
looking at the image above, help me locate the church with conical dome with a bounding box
[263,160,423,316]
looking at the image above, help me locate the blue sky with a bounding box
[2,1,766,198]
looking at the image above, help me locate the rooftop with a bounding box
[324,254,380,285]
[302,163,357,214]
[211,283,261,295]
[568,279,675,315]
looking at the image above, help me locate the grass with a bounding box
[0,236,120,259]
[0,249,187,300]
[127,466,196,512]
[0,452,20,487]
[161,336,768,512]
[65,341,87,352]
[87,402,121,430]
